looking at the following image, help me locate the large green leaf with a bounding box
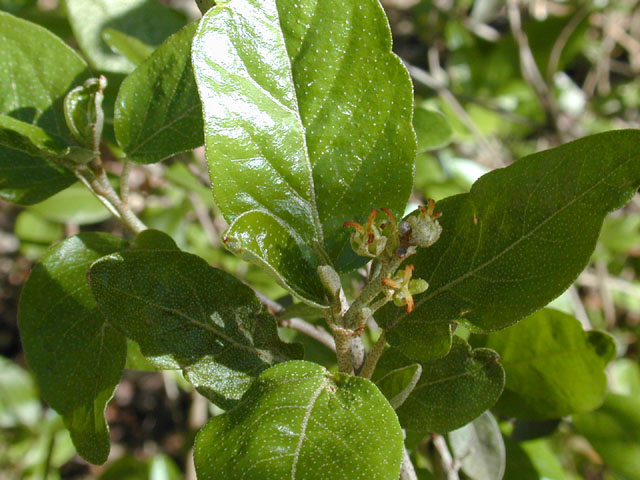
[0,146,75,205]
[379,129,640,359]
[195,360,404,480]
[475,308,615,420]
[64,0,186,73]
[192,0,415,303]
[114,22,202,164]
[0,11,87,138]
[88,241,303,408]
[373,337,504,433]
[573,394,640,480]
[18,233,128,464]
[0,11,87,203]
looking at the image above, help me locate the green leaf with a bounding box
[0,11,88,139]
[373,337,504,433]
[88,242,303,408]
[194,360,404,480]
[64,0,186,74]
[476,308,615,420]
[374,362,422,410]
[18,233,129,464]
[0,146,75,205]
[414,108,453,152]
[102,28,154,66]
[192,0,415,302]
[379,129,640,358]
[0,11,87,204]
[115,22,203,164]
[28,183,111,225]
[573,394,640,480]
[0,115,70,157]
[448,412,506,480]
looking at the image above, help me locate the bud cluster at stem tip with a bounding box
[343,200,443,313]
[343,199,443,264]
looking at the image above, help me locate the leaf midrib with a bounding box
[389,155,633,330]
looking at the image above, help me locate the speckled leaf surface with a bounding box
[474,309,615,420]
[0,12,86,203]
[18,233,129,464]
[195,360,404,480]
[379,129,640,358]
[373,337,504,433]
[192,0,415,303]
[115,22,203,164]
[88,245,303,409]
[448,412,506,480]
[64,0,186,73]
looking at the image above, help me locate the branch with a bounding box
[253,288,337,353]
[432,434,460,480]
[279,317,336,352]
[400,448,418,480]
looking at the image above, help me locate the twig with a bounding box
[75,158,147,234]
[120,159,131,207]
[432,434,460,480]
[252,287,337,352]
[400,448,418,480]
[279,317,336,352]
[359,330,386,379]
[507,0,562,134]
[568,285,592,331]
[547,6,588,81]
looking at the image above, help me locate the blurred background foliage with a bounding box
[0,0,639,478]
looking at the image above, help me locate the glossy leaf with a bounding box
[18,233,129,464]
[115,22,202,164]
[448,412,506,480]
[0,115,69,157]
[102,28,154,66]
[0,146,75,205]
[0,11,87,139]
[476,309,615,420]
[64,0,186,73]
[192,0,415,302]
[0,12,87,204]
[573,394,640,480]
[379,129,640,358]
[373,337,504,433]
[414,108,452,152]
[195,360,404,480]
[88,243,303,408]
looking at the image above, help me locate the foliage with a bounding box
[1,0,639,479]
